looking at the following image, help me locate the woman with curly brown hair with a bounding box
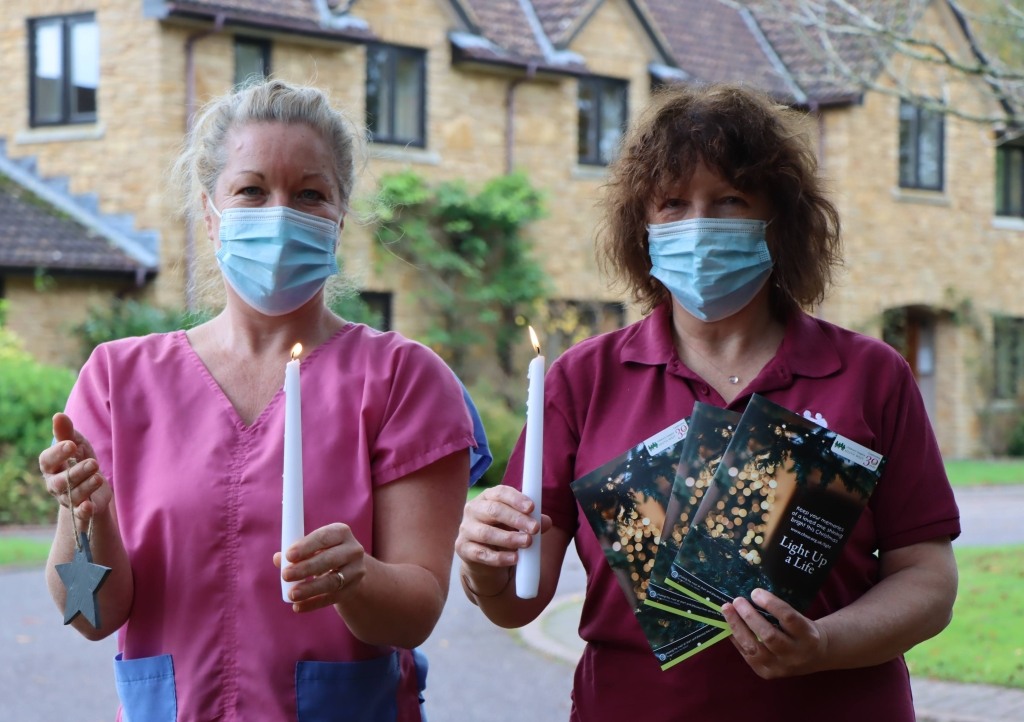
[455,83,959,721]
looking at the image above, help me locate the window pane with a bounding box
[598,82,626,163]
[918,110,943,189]
[33,21,63,124]
[577,80,595,163]
[393,52,422,142]
[898,102,916,187]
[1007,148,1024,217]
[994,319,1010,398]
[546,299,627,358]
[69,18,98,118]
[994,318,1024,399]
[234,39,268,86]
[996,147,1007,214]
[365,47,391,137]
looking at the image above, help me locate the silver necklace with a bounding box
[682,339,772,387]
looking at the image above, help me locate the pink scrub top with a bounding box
[504,303,961,722]
[65,324,476,722]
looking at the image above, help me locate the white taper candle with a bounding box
[517,326,545,599]
[281,342,304,602]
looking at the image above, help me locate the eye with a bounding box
[239,186,264,197]
[298,188,327,202]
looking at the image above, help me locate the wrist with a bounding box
[461,566,513,600]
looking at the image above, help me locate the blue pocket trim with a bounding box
[412,647,429,721]
[296,653,400,722]
[113,652,177,722]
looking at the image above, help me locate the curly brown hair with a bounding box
[597,83,842,316]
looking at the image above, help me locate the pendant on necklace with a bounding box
[728,375,740,384]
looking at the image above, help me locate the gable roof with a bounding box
[451,0,587,73]
[145,0,377,41]
[531,0,601,48]
[145,0,986,111]
[740,0,927,106]
[0,174,150,278]
[643,0,803,102]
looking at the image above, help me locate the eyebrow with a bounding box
[232,170,334,184]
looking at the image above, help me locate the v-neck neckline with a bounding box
[173,325,353,431]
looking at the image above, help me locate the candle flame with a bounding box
[528,325,541,355]
[290,343,303,361]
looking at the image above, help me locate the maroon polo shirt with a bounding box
[505,302,960,722]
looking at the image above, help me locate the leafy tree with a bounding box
[371,170,549,392]
[722,0,1024,126]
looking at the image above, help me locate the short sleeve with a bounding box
[455,379,493,486]
[63,345,115,486]
[870,353,960,551]
[369,340,476,486]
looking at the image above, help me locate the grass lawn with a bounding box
[0,537,51,568]
[905,545,1024,689]
[944,459,1024,487]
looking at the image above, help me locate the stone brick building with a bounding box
[1,0,1022,457]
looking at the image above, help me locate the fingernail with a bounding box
[63,442,73,454]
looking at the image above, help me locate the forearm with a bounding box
[333,556,449,648]
[817,541,957,671]
[460,561,552,628]
[45,503,133,640]
[333,451,471,648]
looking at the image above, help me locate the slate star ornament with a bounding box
[55,531,111,628]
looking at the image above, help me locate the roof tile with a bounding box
[0,176,143,274]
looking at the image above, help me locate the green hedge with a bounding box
[0,328,76,524]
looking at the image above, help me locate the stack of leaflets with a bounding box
[571,394,886,669]
[571,417,732,670]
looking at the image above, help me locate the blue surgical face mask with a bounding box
[647,217,773,323]
[211,204,340,316]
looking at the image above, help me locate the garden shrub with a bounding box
[72,297,209,364]
[0,343,77,524]
[1006,414,1024,457]
[468,382,524,488]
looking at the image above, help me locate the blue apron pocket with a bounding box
[296,653,400,722]
[411,647,429,720]
[113,652,177,722]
